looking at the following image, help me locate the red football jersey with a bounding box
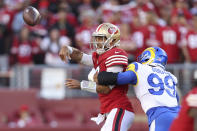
[11,37,34,64]
[75,25,96,54]
[92,47,133,113]
[131,27,149,60]
[145,24,161,47]
[171,8,192,20]
[170,87,197,131]
[184,30,197,63]
[157,26,181,63]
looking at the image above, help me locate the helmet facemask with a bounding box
[90,23,120,55]
[137,47,168,69]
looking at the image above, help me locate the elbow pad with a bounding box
[97,71,118,85]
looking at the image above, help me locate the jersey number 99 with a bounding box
[147,73,176,97]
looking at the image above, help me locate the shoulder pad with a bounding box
[126,62,139,72]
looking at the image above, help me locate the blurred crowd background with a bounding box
[0,0,197,130]
[1,0,197,66]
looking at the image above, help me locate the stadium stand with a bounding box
[0,88,148,131]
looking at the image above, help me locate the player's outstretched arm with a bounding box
[59,46,93,66]
[96,70,137,86]
[65,79,111,94]
[59,46,83,63]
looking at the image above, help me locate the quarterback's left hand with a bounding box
[65,79,80,89]
[96,85,111,94]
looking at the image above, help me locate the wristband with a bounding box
[81,80,97,93]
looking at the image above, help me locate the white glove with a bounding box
[91,113,105,125]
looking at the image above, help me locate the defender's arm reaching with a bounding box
[95,63,138,86]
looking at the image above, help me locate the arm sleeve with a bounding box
[80,53,93,66]
[97,65,124,86]
[97,70,137,85]
[106,65,124,89]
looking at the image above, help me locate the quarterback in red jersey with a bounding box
[59,23,134,131]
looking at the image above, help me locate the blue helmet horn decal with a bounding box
[138,47,168,68]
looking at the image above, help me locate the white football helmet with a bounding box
[91,23,120,54]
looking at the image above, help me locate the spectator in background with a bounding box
[11,1,30,34]
[26,22,48,65]
[190,0,197,15]
[40,27,71,66]
[75,10,97,54]
[78,0,101,24]
[145,10,161,47]
[181,14,197,63]
[100,0,120,23]
[119,23,137,62]
[130,14,148,60]
[58,1,78,28]
[170,71,197,131]
[37,3,50,28]
[109,11,122,25]
[78,0,93,15]
[9,104,41,128]
[99,0,134,25]
[175,13,196,94]
[0,112,8,127]
[156,15,181,64]
[171,0,192,22]
[171,12,190,40]
[133,0,155,26]
[10,26,36,65]
[51,1,76,42]
[0,24,6,55]
[2,0,21,31]
[16,105,34,128]
[157,2,173,26]
[52,8,75,37]
[31,30,46,65]
[0,1,15,54]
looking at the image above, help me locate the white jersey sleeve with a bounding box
[80,53,93,66]
[106,65,124,72]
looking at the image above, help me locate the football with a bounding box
[23,6,41,26]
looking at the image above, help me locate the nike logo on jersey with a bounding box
[115,51,121,54]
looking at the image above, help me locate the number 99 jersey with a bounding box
[127,62,179,113]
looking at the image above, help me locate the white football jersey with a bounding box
[128,62,179,113]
